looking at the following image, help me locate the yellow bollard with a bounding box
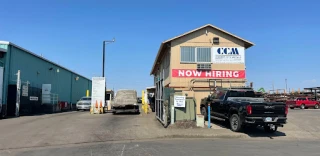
[86,90,89,97]
[142,90,148,114]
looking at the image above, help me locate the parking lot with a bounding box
[1,107,320,154]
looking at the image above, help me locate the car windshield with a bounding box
[81,97,91,101]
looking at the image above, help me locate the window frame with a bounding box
[180,46,212,64]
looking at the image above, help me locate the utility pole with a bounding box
[272,81,275,94]
[285,78,287,93]
[102,38,115,77]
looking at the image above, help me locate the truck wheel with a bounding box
[315,104,319,109]
[290,107,294,109]
[201,107,208,121]
[264,125,278,133]
[229,114,243,132]
[300,104,305,109]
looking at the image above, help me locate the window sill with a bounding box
[180,62,212,64]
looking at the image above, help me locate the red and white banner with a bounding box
[172,69,245,78]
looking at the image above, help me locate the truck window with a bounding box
[228,90,255,97]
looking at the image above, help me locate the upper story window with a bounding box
[180,46,211,63]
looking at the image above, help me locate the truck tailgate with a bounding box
[250,103,286,117]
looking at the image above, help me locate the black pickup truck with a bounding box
[200,87,288,133]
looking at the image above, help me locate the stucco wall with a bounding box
[170,26,246,89]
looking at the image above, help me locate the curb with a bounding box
[159,133,246,139]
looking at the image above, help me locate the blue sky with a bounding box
[0,0,319,95]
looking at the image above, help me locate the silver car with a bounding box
[76,96,91,111]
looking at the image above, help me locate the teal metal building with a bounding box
[0,41,92,117]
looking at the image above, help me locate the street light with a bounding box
[285,78,288,93]
[102,38,115,77]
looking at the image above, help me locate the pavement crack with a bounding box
[120,144,125,156]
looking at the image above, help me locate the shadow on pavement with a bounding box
[209,119,286,138]
[2,110,79,120]
[243,126,286,138]
[112,112,141,115]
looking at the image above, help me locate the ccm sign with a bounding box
[172,69,245,78]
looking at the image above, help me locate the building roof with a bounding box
[0,41,91,81]
[150,24,255,75]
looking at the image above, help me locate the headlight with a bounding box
[134,103,137,105]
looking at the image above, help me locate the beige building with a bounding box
[150,24,254,118]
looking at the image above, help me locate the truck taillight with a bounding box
[246,105,252,115]
[285,105,288,115]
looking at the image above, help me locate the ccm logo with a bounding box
[264,106,275,109]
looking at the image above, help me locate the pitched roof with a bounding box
[150,24,255,75]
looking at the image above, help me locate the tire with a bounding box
[229,114,243,132]
[113,111,117,115]
[315,104,319,109]
[300,104,305,109]
[0,112,6,119]
[264,125,278,133]
[201,107,208,121]
[290,107,294,109]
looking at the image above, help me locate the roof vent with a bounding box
[213,37,219,44]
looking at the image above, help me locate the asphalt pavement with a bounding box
[1,139,320,156]
[1,106,320,155]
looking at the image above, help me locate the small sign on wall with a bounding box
[22,85,28,96]
[174,95,186,107]
[30,96,38,101]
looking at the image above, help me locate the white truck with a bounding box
[112,89,139,114]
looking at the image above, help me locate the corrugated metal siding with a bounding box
[8,45,91,103]
[71,74,91,103]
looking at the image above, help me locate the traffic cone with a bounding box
[100,100,103,114]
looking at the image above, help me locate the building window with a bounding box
[197,47,211,62]
[180,47,195,62]
[180,46,211,63]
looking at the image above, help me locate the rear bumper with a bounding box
[113,105,140,113]
[77,105,91,110]
[288,104,298,107]
[244,117,287,126]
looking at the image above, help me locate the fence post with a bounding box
[15,70,21,117]
[208,103,211,129]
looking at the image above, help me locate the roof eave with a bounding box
[150,43,165,75]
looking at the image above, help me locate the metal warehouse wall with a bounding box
[6,45,91,104]
[0,44,7,67]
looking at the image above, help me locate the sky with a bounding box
[0,0,319,95]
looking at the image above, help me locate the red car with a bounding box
[286,97,319,109]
